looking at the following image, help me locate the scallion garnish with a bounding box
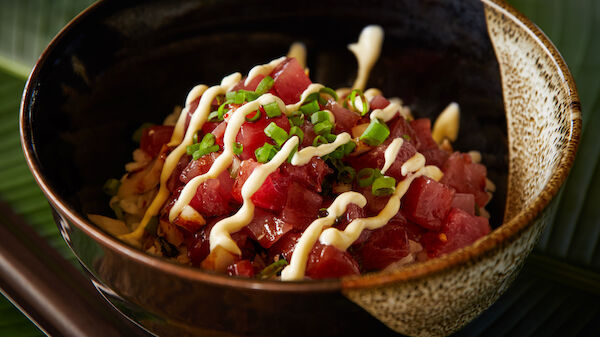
[287,144,298,163]
[187,143,201,155]
[312,135,329,147]
[102,178,121,196]
[319,87,339,101]
[131,122,155,143]
[289,112,304,127]
[257,259,288,280]
[263,102,281,118]
[245,109,261,122]
[240,90,259,102]
[289,126,304,144]
[343,141,356,155]
[357,168,381,187]
[208,110,222,122]
[226,91,236,101]
[359,119,390,146]
[233,142,243,155]
[310,110,330,124]
[347,88,368,115]
[325,133,337,143]
[218,99,233,116]
[192,145,219,160]
[264,122,289,147]
[313,120,333,135]
[402,134,411,141]
[337,166,356,184]
[372,176,396,196]
[192,131,199,144]
[300,100,320,115]
[234,91,245,104]
[255,143,277,163]
[255,76,274,95]
[188,133,220,160]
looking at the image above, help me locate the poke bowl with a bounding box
[20,0,581,336]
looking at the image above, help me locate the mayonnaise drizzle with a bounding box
[245,56,286,86]
[349,25,384,90]
[432,102,460,144]
[118,74,241,245]
[370,102,401,122]
[381,138,404,174]
[280,192,367,281]
[210,137,300,255]
[291,132,351,166]
[285,83,324,113]
[169,85,208,146]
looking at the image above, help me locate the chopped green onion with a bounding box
[312,135,329,147]
[328,146,345,159]
[289,126,304,144]
[313,120,333,135]
[287,144,298,163]
[289,112,305,127]
[357,168,381,187]
[343,141,356,155]
[226,91,236,101]
[132,122,155,142]
[102,178,121,196]
[337,166,356,184]
[305,92,322,103]
[192,145,219,160]
[257,259,288,280]
[208,110,222,122]
[300,100,320,115]
[240,90,259,102]
[325,133,337,143]
[145,216,159,235]
[359,119,390,146]
[402,134,411,141]
[187,143,201,155]
[192,131,199,144]
[218,99,233,116]
[233,142,243,155]
[264,122,289,147]
[310,110,330,124]
[348,89,368,115]
[255,76,274,95]
[246,109,261,122]
[372,176,396,196]
[320,87,339,101]
[263,102,281,118]
[199,133,216,147]
[234,91,245,104]
[255,143,277,163]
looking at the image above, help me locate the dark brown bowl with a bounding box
[20,0,580,336]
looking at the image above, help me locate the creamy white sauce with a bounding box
[432,102,460,144]
[381,138,404,174]
[370,102,401,122]
[169,85,208,146]
[245,57,286,86]
[287,42,307,69]
[349,25,384,91]
[280,192,367,281]
[291,132,351,166]
[285,83,325,113]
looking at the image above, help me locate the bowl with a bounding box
[20,0,581,336]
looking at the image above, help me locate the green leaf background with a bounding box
[0,0,598,335]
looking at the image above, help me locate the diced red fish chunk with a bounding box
[354,223,409,271]
[451,193,475,215]
[369,95,391,110]
[441,152,489,207]
[271,58,312,104]
[243,208,293,248]
[140,125,174,157]
[280,182,323,231]
[305,243,360,279]
[226,260,255,278]
[325,100,361,134]
[402,176,455,231]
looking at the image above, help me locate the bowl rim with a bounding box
[19,0,581,292]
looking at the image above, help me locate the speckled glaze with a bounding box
[341,1,581,336]
[20,0,580,336]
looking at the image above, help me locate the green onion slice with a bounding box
[192,131,199,144]
[192,145,219,160]
[402,134,411,141]
[348,89,369,115]
[257,259,288,280]
[359,119,390,146]
[102,178,121,196]
[287,144,298,163]
[325,133,337,143]
[246,109,261,122]
[310,110,330,124]
[263,101,281,118]
[225,91,236,101]
[319,87,338,101]
[372,176,396,196]
[312,135,329,147]
[289,112,304,127]
[186,143,200,155]
[233,142,243,155]
[313,120,333,135]
[337,166,356,184]
[234,91,245,104]
[300,100,320,115]
[357,168,382,187]
[240,90,259,102]
[255,143,277,163]
[264,122,289,147]
[289,126,304,144]
[255,76,274,95]
[343,141,356,155]
[208,110,222,122]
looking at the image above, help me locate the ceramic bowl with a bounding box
[20,0,580,336]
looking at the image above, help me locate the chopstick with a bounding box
[0,200,151,337]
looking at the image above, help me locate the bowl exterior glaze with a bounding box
[20,0,580,336]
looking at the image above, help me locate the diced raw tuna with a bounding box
[402,176,455,231]
[421,207,491,258]
[388,117,418,148]
[347,140,416,181]
[236,114,290,160]
[325,100,361,134]
[421,148,449,168]
[281,157,332,192]
[280,182,323,230]
[271,58,312,104]
[268,232,302,262]
[179,152,218,184]
[140,125,174,157]
[232,159,290,212]
[410,118,438,151]
[167,155,191,192]
[354,223,409,271]
[441,152,489,207]
[211,122,227,146]
[369,95,391,110]
[451,193,475,215]
[299,120,317,148]
[360,186,391,216]
[243,208,293,248]
[305,243,360,279]
[226,260,255,278]
[189,170,234,217]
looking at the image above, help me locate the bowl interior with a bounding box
[22,0,507,270]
